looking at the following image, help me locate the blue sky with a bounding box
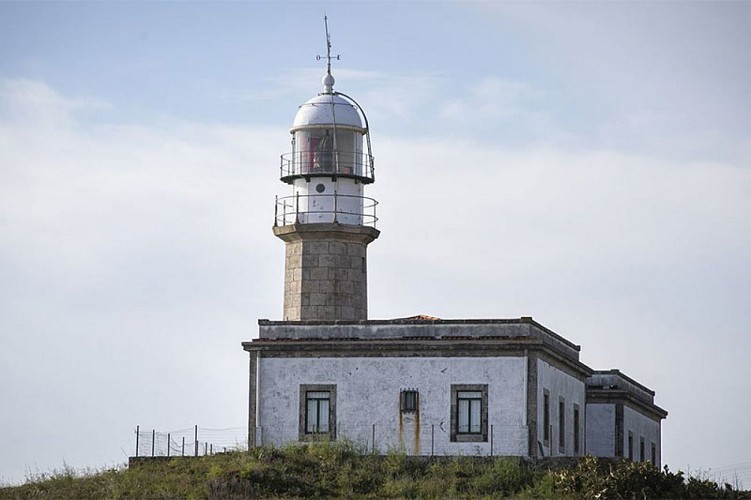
[1,0,750,487]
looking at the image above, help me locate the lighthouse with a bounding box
[245,21,667,460]
[273,21,379,321]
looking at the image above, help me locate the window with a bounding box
[573,405,580,456]
[299,384,336,441]
[651,442,657,465]
[306,392,330,433]
[458,392,482,433]
[400,389,419,413]
[558,398,565,453]
[640,437,645,462]
[450,384,488,442]
[543,390,550,446]
[295,128,359,175]
[628,431,634,460]
[312,130,333,172]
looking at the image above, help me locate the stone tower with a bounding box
[273,30,379,321]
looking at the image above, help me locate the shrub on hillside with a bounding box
[3,444,749,499]
[523,455,747,499]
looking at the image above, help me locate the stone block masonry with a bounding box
[273,223,379,320]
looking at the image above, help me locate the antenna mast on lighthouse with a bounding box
[323,16,340,74]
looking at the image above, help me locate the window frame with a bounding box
[400,389,419,413]
[450,384,488,442]
[299,384,337,441]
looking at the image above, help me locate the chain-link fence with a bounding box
[134,425,246,457]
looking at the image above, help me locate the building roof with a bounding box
[291,92,364,131]
[255,316,579,350]
[586,369,668,420]
[245,316,593,378]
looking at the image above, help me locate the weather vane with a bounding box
[316,15,340,75]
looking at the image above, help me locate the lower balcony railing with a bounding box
[274,193,378,228]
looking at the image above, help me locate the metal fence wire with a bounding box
[134,425,246,457]
[250,422,532,458]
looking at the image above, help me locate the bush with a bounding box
[522,456,749,499]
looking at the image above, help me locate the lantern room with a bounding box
[275,71,377,227]
[280,75,375,184]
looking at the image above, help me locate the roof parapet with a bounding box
[255,317,582,361]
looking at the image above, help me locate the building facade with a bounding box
[244,318,591,457]
[586,370,667,464]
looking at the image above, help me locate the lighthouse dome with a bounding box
[291,93,365,131]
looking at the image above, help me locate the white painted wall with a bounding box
[623,404,662,465]
[293,178,364,225]
[586,403,615,457]
[537,359,586,457]
[257,356,529,456]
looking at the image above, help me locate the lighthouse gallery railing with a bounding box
[280,151,375,183]
[274,193,378,228]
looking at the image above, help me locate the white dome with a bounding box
[291,93,364,130]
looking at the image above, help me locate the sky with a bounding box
[1,0,750,487]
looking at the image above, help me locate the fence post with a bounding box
[431,424,435,457]
[151,429,155,457]
[182,437,185,457]
[490,425,494,456]
[204,442,208,456]
[135,425,139,458]
[194,425,198,457]
[371,424,376,454]
[167,433,171,457]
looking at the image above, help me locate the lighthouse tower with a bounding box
[273,22,379,321]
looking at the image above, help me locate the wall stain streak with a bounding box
[398,406,404,450]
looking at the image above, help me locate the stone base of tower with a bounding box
[273,223,380,321]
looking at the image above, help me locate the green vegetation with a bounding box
[2,442,748,499]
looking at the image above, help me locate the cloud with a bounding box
[373,137,750,276]
[440,77,540,120]
[465,1,751,162]
[0,78,110,127]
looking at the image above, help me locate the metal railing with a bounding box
[280,151,375,182]
[274,192,378,228]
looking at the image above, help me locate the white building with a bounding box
[242,30,667,462]
[586,369,667,464]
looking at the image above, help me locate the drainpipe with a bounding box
[256,351,262,446]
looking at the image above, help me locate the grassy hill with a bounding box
[1,442,748,499]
